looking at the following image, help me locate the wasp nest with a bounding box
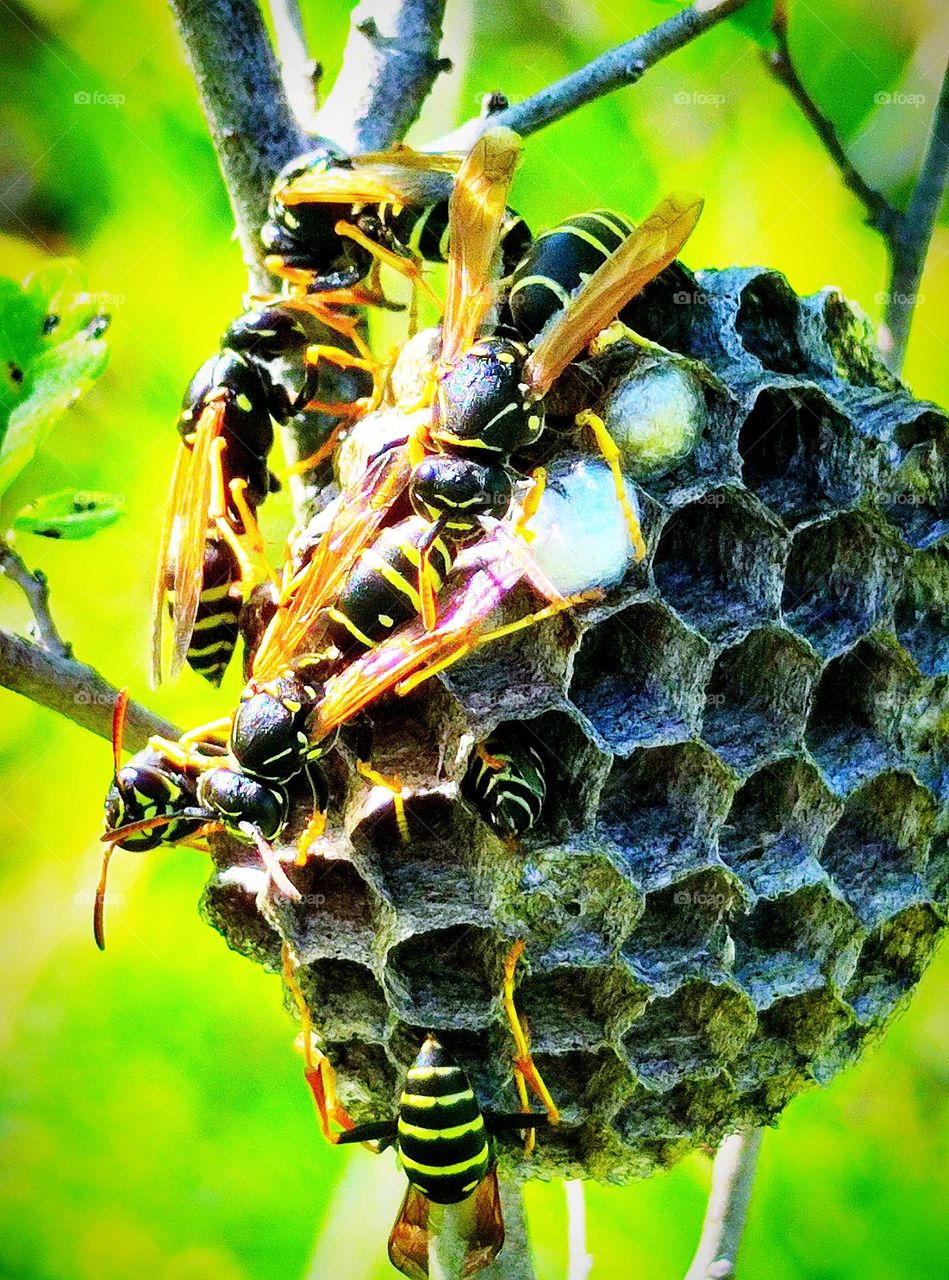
[202,267,948,1182]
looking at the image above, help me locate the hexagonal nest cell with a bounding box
[201,269,949,1183]
[782,510,906,657]
[738,385,862,525]
[568,601,712,753]
[653,488,786,641]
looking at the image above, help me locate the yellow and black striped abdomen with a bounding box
[324,516,453,657]
[508,209,634,340]
[180,539,241,686]
[397,1037,490,1205]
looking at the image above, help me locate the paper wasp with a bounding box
[248,125,701,696]
[150,298,375,688]
[96,687,327,948]
[264,138,531,304]
[463,730,547,838]
[283,940,557,1279]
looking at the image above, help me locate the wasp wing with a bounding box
[388,1183,430,1280]
[440,127,522,369]
[278,151,459,209]
[523,192,704,396]
[387,1171,504,1280]
[149,402,224,685]
[250,442,414,684]
[308,551,524,739]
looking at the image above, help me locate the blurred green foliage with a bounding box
[0,2,946,1278]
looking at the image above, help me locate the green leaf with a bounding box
[12,488,125,539]
[0,258,111,497]
[728,0,778,51]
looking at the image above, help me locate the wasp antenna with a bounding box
[94,845,114,951]
[112,688,129,774]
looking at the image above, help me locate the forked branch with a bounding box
[765,2,949,375]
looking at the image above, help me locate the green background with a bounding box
[1,2,947,1277]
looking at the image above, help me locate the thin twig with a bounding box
[765,3,899,239]
[764,4,949,377]
[565,1181,593,1280]
[316,0,450,153]
[0,540,70,658]
[683,1129,763,1280]
[429,0,751,152]
[482,1174,536,1280]
[0,629,178,750]
[168,0,308,293]
[267,0,321,132]
[880,60,949,372]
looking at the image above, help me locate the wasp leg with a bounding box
[148,732,223,770]
[295,766,329,865]
[334,219,442,331]
[175,720,233,752]
[589,317,667,358]
[395,590,602,698]
[574,409,647,562]
[417,514,449,632]
[502,939,560,1152]
[356,759,409,843]
[205,437,277,593]
[513,466,547,543]
[282,943,357,1143]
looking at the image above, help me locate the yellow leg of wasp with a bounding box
[575,410,647,563]
[207,437,277,592]
[334,219,443,320]
[295,808,327,866]
[502,940,560,1154]
[356,760,409,843]
[395,590,602,698]
[176,719,233,751]
[514,467,547,543]
[149,733,223,769]
[589,317,667,358]
[282,943,356,1143]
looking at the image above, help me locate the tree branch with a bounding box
[267,0,322,133]
[880,60,949,371]
[168,0,308,293]
[764,7,899,239]
[0,540,70,658]
[765,4,949,376]
[683,1129,763,1280]
[316,0,450,153]
[429,0,751,152]
[0,629,178,750]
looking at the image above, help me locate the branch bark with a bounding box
[879,60,949,371]
[0,629,178,750]
[765,4,949,376]
[0,541,70,658]
[316,0,450,153]
[429,0,751,152]
[683,1129,763,1280]
[267,0,321,132]
[168,0,308,293]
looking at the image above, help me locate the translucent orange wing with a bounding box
[440,127,522,369]
[279,154,458,209]
[250,444,413,683]
[387,1172,504,1280]
[308,554,524,740]
[523,193,704,396]
[149,402,224,685]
